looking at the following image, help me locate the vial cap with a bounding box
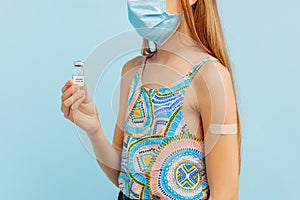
[74,60,84,67]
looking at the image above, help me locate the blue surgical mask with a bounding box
[127,0,183,46]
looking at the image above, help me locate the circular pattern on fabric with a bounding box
[149,134,209,199]
[175,162,200,190]
[127,137,164,183]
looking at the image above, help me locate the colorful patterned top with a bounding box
[118,55,219,200]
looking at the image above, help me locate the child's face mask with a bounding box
[127,0,183,46]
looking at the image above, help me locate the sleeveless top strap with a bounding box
[176,55,220,93]
[187,56,221,80]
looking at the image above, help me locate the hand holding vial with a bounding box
[60,61,101,136]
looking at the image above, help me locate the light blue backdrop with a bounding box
[0,0,299,199]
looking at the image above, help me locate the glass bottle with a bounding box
[72,60,85,91]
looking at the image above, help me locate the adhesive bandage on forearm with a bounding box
[209,123,238,134]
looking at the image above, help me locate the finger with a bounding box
[71,93,86,110]
[82,80,89,96]
[82,80,92,104]
[61,103,70,118]
[63,90,84,108]
[61,80,74,93]
[62,84,79,101]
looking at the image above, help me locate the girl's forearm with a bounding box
[87,127,122,187]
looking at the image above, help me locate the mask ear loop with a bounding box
[141,39,157,58]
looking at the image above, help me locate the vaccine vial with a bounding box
[72,60,85,91]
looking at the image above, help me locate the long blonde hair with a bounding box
[142,0,242,174]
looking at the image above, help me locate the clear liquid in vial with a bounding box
[73,61,84,91]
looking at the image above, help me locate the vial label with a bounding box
[72,75,84,87]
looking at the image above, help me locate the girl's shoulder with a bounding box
[121,55,144,76]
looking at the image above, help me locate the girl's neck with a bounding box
[150,18,206,65]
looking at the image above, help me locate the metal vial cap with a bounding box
[74,60,84,67]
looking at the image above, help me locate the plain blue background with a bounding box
[1,0,299,199]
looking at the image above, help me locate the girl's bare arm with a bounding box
[196,60,240,200]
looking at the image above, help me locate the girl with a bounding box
[61,0,241,199]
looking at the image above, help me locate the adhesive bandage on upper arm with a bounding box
[209,123,238,134]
